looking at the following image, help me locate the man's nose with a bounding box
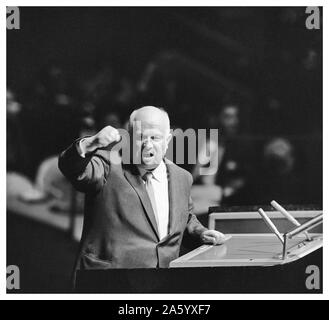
[142,138,153,148]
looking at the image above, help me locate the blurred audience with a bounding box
[7,88,26,172]
[7,53,322,213]
[192,104,251,206]
[223,137,307,206]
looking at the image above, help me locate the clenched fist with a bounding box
[79,126,121,156]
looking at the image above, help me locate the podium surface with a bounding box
[170,233,322,267]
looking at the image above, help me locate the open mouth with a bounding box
[142,152,154,159]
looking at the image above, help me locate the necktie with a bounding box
[143,172,159,231]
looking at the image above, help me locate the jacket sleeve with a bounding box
[58,139,111,194]
[185,173,208,238]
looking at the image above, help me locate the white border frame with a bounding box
[2,1,327,300]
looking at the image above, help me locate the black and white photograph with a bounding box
[5,3,325,299]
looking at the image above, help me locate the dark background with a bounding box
[7,7,323,292]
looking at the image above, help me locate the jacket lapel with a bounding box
[165,159,180,236]
[123,164,160,241]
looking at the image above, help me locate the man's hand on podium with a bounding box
[201,230,228,245]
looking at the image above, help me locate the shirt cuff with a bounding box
[76,138,87,158]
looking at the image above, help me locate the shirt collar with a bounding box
[138,160,167,182]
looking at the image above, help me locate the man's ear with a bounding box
[166,132,172,146]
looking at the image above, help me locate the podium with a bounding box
[171,207,323,268]
[75,207,323,293]
[170,233,322,268]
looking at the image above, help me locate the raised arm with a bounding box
[58,126,121,194]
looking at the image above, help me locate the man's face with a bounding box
[131,118,171,170]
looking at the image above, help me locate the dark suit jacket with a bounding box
[58,141,207,273]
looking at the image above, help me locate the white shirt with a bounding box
[138,161,169,240]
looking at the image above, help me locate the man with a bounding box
[58,106,225,278]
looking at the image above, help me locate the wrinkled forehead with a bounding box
[131,112,169,135]
[132,120,167,136]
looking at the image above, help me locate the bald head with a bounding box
[129,106,172,169]
[129,106,170,135]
